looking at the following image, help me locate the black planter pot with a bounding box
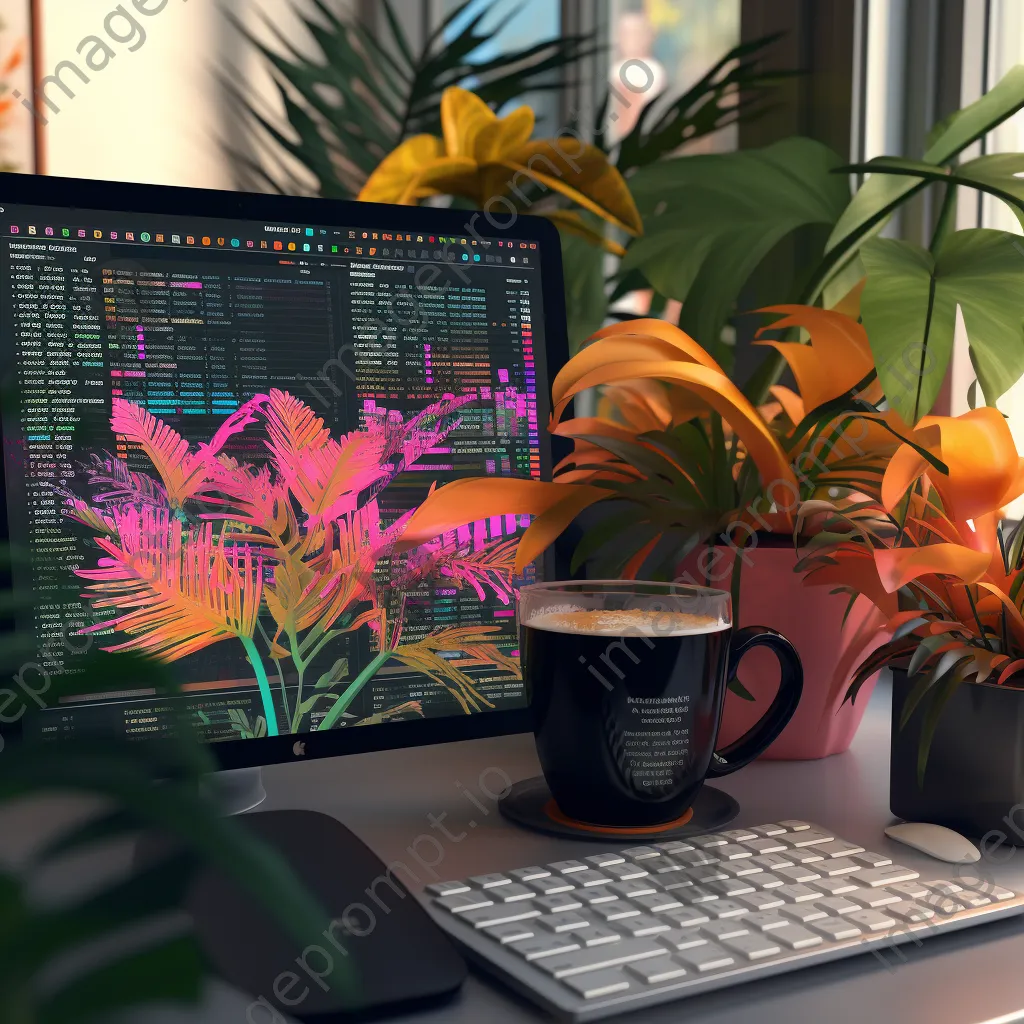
[891,669,1024,846]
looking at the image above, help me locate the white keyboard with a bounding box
[425,820,1023,1021]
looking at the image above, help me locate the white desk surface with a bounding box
[5,678,1024,1023]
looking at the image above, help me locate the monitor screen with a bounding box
[0,180,559,764]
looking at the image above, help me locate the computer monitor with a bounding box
[0,173,567,770]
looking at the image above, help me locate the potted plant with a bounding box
[399,304,917,758]
[796,407,1024,841]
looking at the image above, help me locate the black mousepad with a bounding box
[499,775,739,841]
[138,809,466,1021]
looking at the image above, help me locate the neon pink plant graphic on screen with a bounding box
[61,391,524,740]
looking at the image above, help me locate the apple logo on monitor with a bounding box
[293,741,307,757]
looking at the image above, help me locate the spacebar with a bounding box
[536,939,666,978]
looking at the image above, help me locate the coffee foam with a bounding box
[525,607,729,637]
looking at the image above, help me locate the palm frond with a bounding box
[227,0,595,196]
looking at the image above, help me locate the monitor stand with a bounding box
[140,798,467,1020]
[201,766,266,815]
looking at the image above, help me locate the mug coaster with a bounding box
[498,776,740,841]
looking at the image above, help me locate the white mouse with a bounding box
[884,822,981,864]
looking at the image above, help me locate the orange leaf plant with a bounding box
[794,406,1024,780]
[402,306,904,610]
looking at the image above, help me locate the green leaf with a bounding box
[860,229,1024,422]
[955,153,1024,229]
[623,137,849,347]
[315,656,350,689]
[560,228,608,353]
[38,935,205,1024]
[923,65,1024,164]
[916,666,966,787]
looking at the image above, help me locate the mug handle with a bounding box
[705,626,803,777]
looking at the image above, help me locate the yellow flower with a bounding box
[358,87,642,247]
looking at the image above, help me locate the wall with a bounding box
[35,0,348,189]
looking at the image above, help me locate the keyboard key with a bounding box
[852,851,892,869]
[623,846,662,861]
[658,928,708,951]
[530,877,576,896]
[469,872,512,888]
[957,878,1015,900]
[689,866,729,884]
[774,924,823,950]
[918,893,966,915]
[775,865,822,884]
[844,887,901,909]
[674,942,735,972]
[722,932,782,961]
[435,892,493,913]
[777,884,821,903]
[738,891,785,911]
[426,880,470,896]
[716,843,755,861]
[749,823,788,837]
[959,889,993,907]
[675,850,719,868]
[922,881,963,896]
[609,879,657,899]
[706,878,757,898]
[485,921,537,944]
[510,935,581,961]
[887,880,931,899]
[561,969,632,998]
[652,857,685,873]
[604,862,650,881]
[720,860,764,878]
[584,852,625,868]
[818,858,863,877]
[655,870,696,891]
[754,873,786,890]
[493,883,537,902]
[846,909,897,932]
[745,911,791,932]
[536,912,592,933]
[812,839,866,859]
[887,901,936,923]
[462,905,541,928]
[633,892,684,914]
[509,866,550,882]
[549,860,588,875]
[682,885,720,905]
[664,906,711,928]
[538,939,667,978]
[578,886,620,905]
[750,853,795,871]
[788,848,826,864]
[571,870,611,888]
[781,829,834,848]
[534,893,583,914]
[721,828,759,842]
[654,840,695,855]
[850,866,919,888]
[746,837,789,855]
[575,925,622,947]
[617,914,672,938]
[778,820,813,831]
[701,920,750,941]
[780,904,828,924]
[627,956,689,984]
[815,896,861,916]
[706,899,748,919]
[693,833,730,849]
[809,877,858,896]
[593,901,641,922]
[811,916,862,941]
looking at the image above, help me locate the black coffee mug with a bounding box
[519,580,803,827]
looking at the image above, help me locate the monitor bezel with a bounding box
[0,172,568,769]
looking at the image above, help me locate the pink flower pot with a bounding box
[678,542,886,760]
